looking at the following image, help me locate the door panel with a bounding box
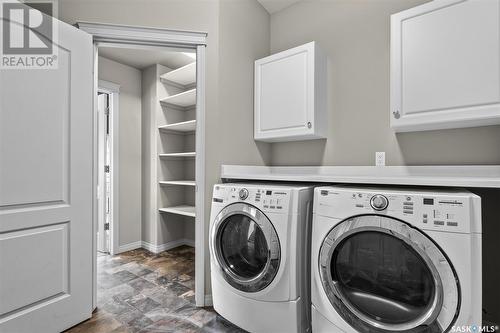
[0,223,69,316]
[0,8,93,333]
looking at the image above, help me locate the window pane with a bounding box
[220,214,269,279]
[332,231,435,324]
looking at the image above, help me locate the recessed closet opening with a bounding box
[94,42,204,308]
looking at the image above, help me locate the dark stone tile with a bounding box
[201,316,247,333]
[155,275,170,286]
[143,289,188,311]
[126,295,161,313]
[138,317,200,333]
[127,277,156,293]
[100,299,134,315]
[125,315,154,333]
[113,270,139,283]
[168,281,191,296]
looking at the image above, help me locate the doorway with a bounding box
[78,22,207,310]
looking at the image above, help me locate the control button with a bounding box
[406,196,411,201]
[403,206,413,210]
[447,221,458,227]
[404,202,414,206]
[277,206,283,209]
[403,210,413,214]
[423,219,428,223]
[358,193,363,198]
[423,214,428,218]
[434,220,444,226]
[263,205,269,208]
[270,206,276,209]
[239,188,249,200]
[370,194,389,211]
[355,204,364,208]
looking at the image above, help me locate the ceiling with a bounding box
[257,0,302,14]
[98,46,196,70]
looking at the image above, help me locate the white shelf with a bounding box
[160,62,196,88]
[158,120,196,133]
[221,165,500,188]
[159,205,196,218]
[159,152,196,159]
[160,89,196,108]
[159,180,196,186]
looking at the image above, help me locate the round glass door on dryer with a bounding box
[211,202,280,293]
[319,215,460,333]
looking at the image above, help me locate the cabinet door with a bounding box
[391,0,500,132]
[254,42,326,142]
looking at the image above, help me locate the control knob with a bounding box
[239,188,249,200]
[370,194,388,211]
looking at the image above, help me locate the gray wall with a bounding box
[203,0,271,293]
[98,56,142,247]
[269,0,500,166]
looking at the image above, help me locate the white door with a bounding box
[0,5,94,333]
[390,0,500,132]
[97,93,109,253]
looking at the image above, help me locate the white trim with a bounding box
[92,44,98,312]
[220,165,500,188]
[98,80,120,256]
[83,22,207,307]
[117,241,142,253]
[204,295,213,307]
[141,239,195,254]
[195,45,206,307]
[77,22,207,47]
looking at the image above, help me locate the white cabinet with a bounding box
[390,0,500,132]
[254,41,327,142]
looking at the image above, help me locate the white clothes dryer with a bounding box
[311,186,482,333]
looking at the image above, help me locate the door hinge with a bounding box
[104,223,110,231]
[105,107,110,116]
[105,165,110,173]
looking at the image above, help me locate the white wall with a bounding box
[269,0,500,166]
[98,56,142,247]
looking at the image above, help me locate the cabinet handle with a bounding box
[307,122,312,128]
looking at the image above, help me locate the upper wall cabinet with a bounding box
[390,0,500,132]
[254,41,327,142]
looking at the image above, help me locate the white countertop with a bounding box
[221,165,500,188]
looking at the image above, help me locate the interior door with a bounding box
[0,5,94,333]
[97,93,108,253]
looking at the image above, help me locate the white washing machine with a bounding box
[311,186,482,333]
[209,183,314,333]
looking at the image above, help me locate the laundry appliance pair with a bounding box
[209,183,482,333]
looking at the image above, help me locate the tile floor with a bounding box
[65,246,246,333]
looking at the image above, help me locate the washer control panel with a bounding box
[316,187,477,234]
[213,185,291,213]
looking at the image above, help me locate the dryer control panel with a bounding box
[315,186,481,234]
[212,184,292,214]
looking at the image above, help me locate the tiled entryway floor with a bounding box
[65,246,245,333]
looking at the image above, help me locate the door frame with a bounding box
[98,80,120,256]
[76,22,208,307]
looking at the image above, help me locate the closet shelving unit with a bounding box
[157,60,197,228]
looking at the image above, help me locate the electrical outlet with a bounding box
[376,152,385,166]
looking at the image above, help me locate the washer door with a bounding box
[211,203,280,292]
[319,215,459,333]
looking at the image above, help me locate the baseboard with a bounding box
[117,241,142,254]
[141,238,194,254]
[204,294,213,307]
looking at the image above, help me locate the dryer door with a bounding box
[319,215,459,333]
[211,203,280,293]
